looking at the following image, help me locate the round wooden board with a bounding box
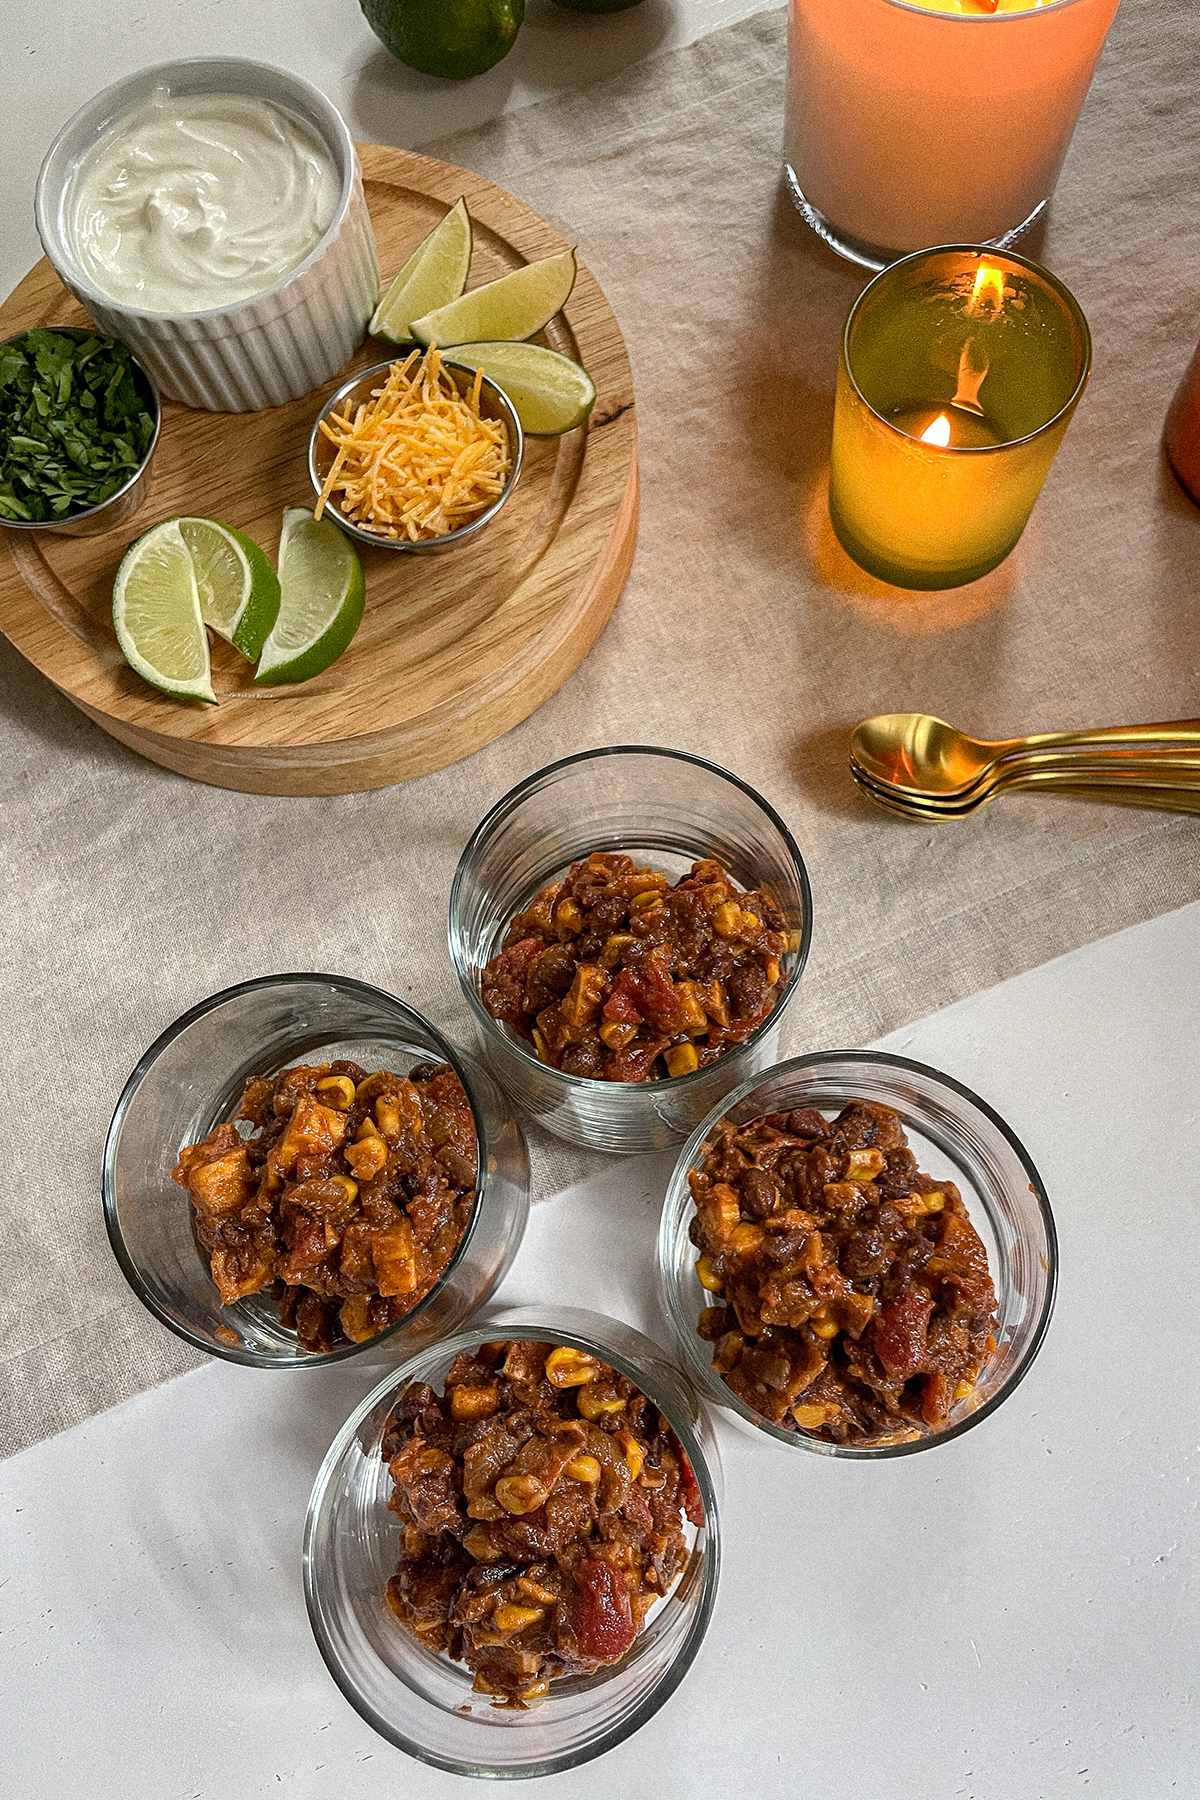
[0,144,637,795]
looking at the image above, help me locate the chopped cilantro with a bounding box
[0,329,156,523]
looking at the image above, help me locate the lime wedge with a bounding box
[446,342,596,435]
[175,517,281,661]
[113,520,215,703]
[255,507,365,685]
[412,248,577,348]
[371,198,473,345]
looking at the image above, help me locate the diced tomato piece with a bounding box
[572,1559,636,1663]
[679,1451,705,1527]
[601,969,644,1027]
[873,1285,934,1381]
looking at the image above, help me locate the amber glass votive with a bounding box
[829,245,1091,590]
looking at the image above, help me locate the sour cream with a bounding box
[69,89,339,314]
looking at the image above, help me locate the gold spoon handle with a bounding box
[994,718,1200,755]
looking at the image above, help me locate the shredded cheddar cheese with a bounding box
[315,346,512,542]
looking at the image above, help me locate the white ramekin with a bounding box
[35,59,379,413]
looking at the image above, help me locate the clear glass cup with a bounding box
[447,746,814,1155]
[304,1305,722,1777]
[658,1050,1057,1457]
[785,0,1123,271]
[102,973,530,1368]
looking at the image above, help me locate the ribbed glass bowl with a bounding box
[304,1306,722,1777]
[657,1050,1057,1458]
[102,973,529,1368]
[448,746,814,1155]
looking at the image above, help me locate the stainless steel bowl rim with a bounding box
[0,324,161,532]
[307,350,525,553]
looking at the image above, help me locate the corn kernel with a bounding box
[953,1378,976,1402]
[811,1316,840,1340]
[520,1681,551,1701]
[845,1148,887,1181]
[599,1020,639,1051]
[696,1254,724,1293]
[616,1430,644,1480]
[354,1116,381,1141]
[729,1222,765,1257]
[598,932,637,970]
[554,897,584,936]
[711,902,743,938]
[375,1097,401,1140]
[630,889,662,910]
[577,1388,625,1421]
[919,1190,945,1214]
[315,1074,356,1109]
[791,1400,840,1429]
[545,1346,598,1387]
[493,1603,544,1635]
[494,1475,548,1515]
[329,1174,358,1203]
[665,1043,699,1078]
[345,1135,387,1181]
[764,958,781,985]
[740,911,760,933]
[565,1453,602,1484]
[449,1384,500,1422]
[518,1577,559,1606]
[532,1028,550,1064]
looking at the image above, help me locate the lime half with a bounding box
[412,248,577,347]
[175,517,280,661]
[447,342,595,435]
[113,520,215,704]
[255,508,365,685]
[371,199,473,345]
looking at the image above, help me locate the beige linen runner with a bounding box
[2,3,1198,1457]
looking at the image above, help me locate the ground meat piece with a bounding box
[173,1061,477,1353]
[480,851,798,1083]
[686,1102,998,1444]
[380,1341,699,1706]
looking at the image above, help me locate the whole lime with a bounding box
[361,0,525,79]
[551,0,645,11]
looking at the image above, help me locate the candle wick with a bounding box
[950,336,988,418]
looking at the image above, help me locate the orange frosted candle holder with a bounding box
[828,246,1091,590]
[786,0,1122,271]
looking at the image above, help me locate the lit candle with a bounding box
[828,246,1090,589]
[785,0,1122,269]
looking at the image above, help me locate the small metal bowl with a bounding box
[0,325,161,538]
[308,347,523,554]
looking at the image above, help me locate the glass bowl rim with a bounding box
[447,742,815,1097]
[842,243,1092,454]
[0,325,161,531]
[307,351,525,554]
[658,1046,1058,1458]
[302,1306,722,1778]
[101,970,495,1369]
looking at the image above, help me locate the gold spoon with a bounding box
[851,760,1200,819]
[851,712,1200,799]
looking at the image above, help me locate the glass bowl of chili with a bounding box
[657,1050,1057,1458]
[304,1306,721,1777]
[102,973,530,1369]
[447,745,814,1155]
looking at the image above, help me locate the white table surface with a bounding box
[4,899,1198,1799]
[1,0,769,307]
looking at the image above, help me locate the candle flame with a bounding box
[921,413,953,447]
[968,263,1006,317]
